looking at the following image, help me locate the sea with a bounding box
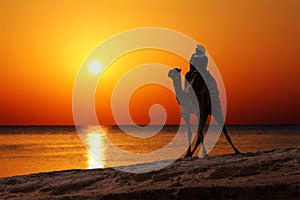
[0,125,299,178]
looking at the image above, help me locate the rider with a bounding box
[185,44,221,112]
[184,44,208,90]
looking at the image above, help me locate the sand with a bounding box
[0,147,299,199]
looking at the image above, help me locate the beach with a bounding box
[1,147,299,199]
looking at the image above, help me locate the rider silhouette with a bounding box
[185,44,208,90]
[185,45,221,112]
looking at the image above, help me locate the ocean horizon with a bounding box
[0,124,299,178]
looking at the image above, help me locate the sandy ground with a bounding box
[0,147,299,199]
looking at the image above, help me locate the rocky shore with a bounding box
[1,147,299,199]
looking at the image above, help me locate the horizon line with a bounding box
[1,123,300,127]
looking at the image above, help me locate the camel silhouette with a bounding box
[168,68,240,157]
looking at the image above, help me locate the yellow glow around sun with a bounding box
[89,61,102,74]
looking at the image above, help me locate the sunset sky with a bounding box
[1,0,299,125]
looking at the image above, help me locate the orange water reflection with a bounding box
[1,126,299,178]
[85,132,105,169]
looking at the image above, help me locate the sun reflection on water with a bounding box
[86,132,105,169]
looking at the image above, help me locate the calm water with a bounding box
[0,125,299,178]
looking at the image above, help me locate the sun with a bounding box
[88,61,102,74]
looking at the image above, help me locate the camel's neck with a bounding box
[172,77,184,102]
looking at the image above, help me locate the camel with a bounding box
[168,68,240,157]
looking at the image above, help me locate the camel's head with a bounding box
[168,68,182,80]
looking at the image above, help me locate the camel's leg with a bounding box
[214,111,241,154]
[191,112,208,157]
[223,126,240,153]
[183,114,192,157]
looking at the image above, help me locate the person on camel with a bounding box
[184,44,208,91]
[169,44,241,156]
[185,44,220,113]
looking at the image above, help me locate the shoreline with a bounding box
[1,147,299,199]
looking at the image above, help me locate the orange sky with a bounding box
[1,0,300,125]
